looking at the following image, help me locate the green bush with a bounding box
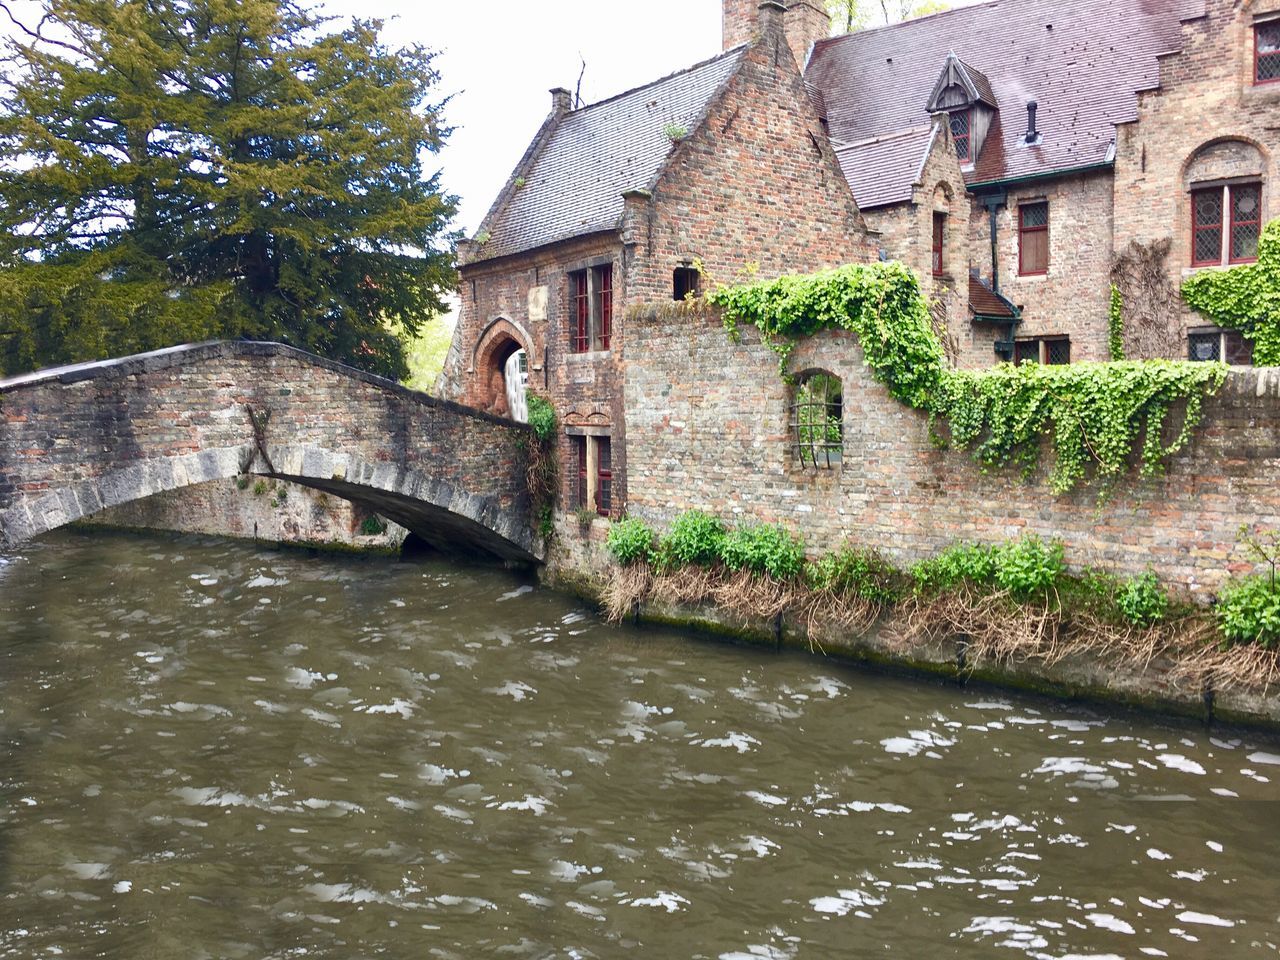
[663,510,727,568]
[911,543,997,593]
[526,393,557,442]
[992,535,1066,599]
[1217,576,1280,648]
[720,523,806,580]
[909,536,1064,599]
[1116,571,1169,627]
[607,518,655,565]
[360,515,388,536]
[807,545,903,603]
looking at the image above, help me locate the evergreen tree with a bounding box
[0,0,457,379]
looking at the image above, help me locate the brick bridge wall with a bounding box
[623,304,1280,597]
[0,342,537,561]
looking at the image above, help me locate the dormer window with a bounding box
[950,110,972,162]
[926,54,997,165]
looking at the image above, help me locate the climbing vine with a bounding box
[709,262,1227,497]
[521,393,558,536]
[1108,284,1125,361]
[1181,218,1280,366]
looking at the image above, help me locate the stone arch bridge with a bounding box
[0,341,540,562]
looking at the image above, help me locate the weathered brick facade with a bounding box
[840,0,1280,367]
[625,304,1280,596]
[0,342,537,560]
[444,2,875,517]
[440,0,1280,593]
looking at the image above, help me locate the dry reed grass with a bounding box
[599,563,1280,698]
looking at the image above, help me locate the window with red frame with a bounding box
[1192,182,1262,266]
[949,110,971,162]
[1018,202,1049,276]
[593,264,612,351]
[570,270,590,352]
[932,212,946,276]
[568,264,614,353]
[596,438,612,516]
[573,436,588,507]
[1256,20,1280,84]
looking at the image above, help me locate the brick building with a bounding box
[806,0,1280,367]
[440,0,1279,518]
[438,1,876,516]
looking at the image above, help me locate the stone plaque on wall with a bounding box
[528,285,548,324]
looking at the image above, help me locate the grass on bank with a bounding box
[602,512,1280,694]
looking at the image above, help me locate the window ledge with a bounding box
[566,350,612,362]
[1182,263,1251,278]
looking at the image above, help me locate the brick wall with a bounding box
[0,342,534,558]
[624,303,1280,597]
[449,15,877,515]
[81,477,407,549]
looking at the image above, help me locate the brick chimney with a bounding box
[784,1,830,68]
[723,0,758,50]
[723,0,831,69]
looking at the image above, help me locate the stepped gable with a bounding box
[807,0,1205,185]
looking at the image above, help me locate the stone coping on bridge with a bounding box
[0,340,532,433]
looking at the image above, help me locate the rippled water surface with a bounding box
[1,530,1279,958]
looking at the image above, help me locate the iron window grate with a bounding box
[791,373,843,469]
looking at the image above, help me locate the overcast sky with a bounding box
[319,0,724,234]
[1,1,979,236]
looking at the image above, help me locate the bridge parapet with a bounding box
[0,341,540,561]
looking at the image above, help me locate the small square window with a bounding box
[1189,329,1254,365]
[1256,20,1280,84]
[673,266,701,301]
[1015,336,1070,365]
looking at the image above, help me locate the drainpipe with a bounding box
[983,191,1018,361]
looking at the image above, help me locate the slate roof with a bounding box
[834,125,936,210]
[969,275,1017,319]
[807,0,1205,188]
[472,47,746,262]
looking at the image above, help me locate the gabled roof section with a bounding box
[469,46,747,263]
[807,0,1206,187]
[834,125,935,210]
[969,275,1018,321]
[926,53,998,113]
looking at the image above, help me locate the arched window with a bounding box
[1184,140,1265,266]
[792,371,843,469]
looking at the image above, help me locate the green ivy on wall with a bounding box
[1181,218,1280,366]
[1108,284,1126,362]
[709,262,1227,497]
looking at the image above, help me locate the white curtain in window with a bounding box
[505,349,528,423]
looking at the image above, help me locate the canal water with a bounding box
[1,530,1278,958]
